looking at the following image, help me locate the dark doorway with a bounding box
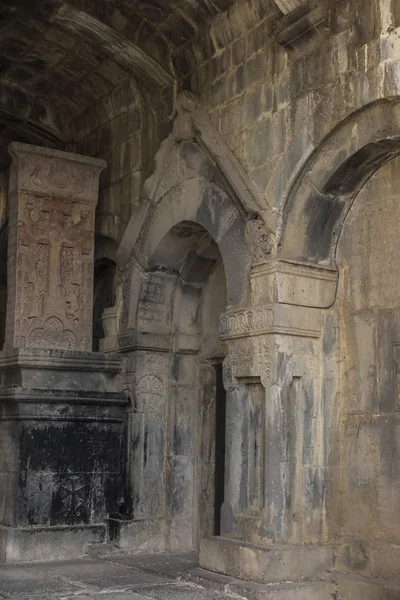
[92,258,116,352]
[214,363,226,535]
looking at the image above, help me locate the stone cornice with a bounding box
[0,387,127,405]
[219,303,321,340]
[0,348,121,372]
[8,142,106,203]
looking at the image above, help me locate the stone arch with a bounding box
[267,48,400,228]
[279,99,400,266]
[127,176,252,331]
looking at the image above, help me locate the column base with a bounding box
[199,536,334,584]
[0,523,105,563]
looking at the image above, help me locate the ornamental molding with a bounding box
[219,303,321,340]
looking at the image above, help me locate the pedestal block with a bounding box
[0,144,127,563]
[0,349,128,563]
[200,537,334,584]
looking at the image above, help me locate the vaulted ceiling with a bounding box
[0,0,285,171]
[0,0,243,169]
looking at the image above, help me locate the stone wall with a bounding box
[335,154,400,582]
[63,0,400,249]
[58,2,400,590]
[2,0,400,593]
[66,80,173,245]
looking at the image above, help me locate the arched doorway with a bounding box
[277,100,400,585]
[113,133,253,554]
[130,220,228,548]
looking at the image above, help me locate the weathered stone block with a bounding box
[199,536,334,583]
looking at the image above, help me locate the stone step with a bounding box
[183,567,336,600]
[199,537,334,584]
[184,566,400,600]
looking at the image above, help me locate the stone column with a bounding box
[0,144,128,564]
[5,142,104,351]
[200,260,339,586]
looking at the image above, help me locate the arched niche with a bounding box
[279,100,400,267]
[127,176,252,332]
[126,217,229,549]
[116,124,256,553]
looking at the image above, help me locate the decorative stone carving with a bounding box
[6,143,106,351]
[59,474,87,524]
[27,471,53,525]
[223,335,274,389]
[220,304,321,340]
[29,316,76,350]
[137,374,164,417]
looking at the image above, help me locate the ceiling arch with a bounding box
[0,0,239,171]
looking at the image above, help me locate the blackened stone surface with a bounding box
[0,387,127,530]
[0,350,127,562]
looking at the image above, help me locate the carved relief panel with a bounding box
[123,350,169,519]
[6,143,106,351]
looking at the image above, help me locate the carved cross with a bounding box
[21,196,92,306]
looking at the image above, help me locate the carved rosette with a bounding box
[5,143,106,351]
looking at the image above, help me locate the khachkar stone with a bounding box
[5,143,106,351]
[0,145,129,565]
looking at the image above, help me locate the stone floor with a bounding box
[2,551,391,600]
[0,552,239,600]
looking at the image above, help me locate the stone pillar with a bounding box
[200,260,339,585]
[5,142,103,351]
[0,144,128,563]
